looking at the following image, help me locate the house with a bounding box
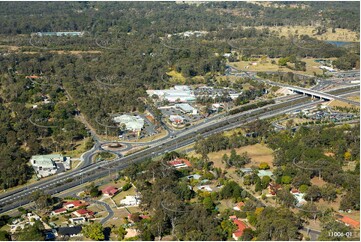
[292,192,307,207]
[211,103,224,111]
[102,186,118,197]
[320,65,335,72]
[56,226,82,238]
[240,168,253,174]
[233,202,245,211]
[229,215,237,221]
[268,182,281,195]
[169,158,192,169]
[51,208,67,216]
[9,213,41,233]
[291,188,300,194]
[69,217,87,225]
[336,214,360,229]
[72,209,94,218]
[230,217,248,241]
[257,170,273,179]
[186,174,201,180]
[63,200,87,210]
[26,213,40,221]
[197,185,213,192]
[120,196,141,206]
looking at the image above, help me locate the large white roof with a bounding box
[113,115,144,131]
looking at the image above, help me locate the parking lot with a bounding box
[160,106,203,125]
[307,110,355,122]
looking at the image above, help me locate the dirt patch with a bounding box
[328,100,360,109]
[310,177,327,187]
[194,143,274,169]
[324,152,335,157]
[316,196,342,211]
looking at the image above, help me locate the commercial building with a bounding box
[113,115,144,132]
[30,154,71,178]
[147,85,196,103]
[175,103,198,114]
[169,115,185,124]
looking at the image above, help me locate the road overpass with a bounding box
[266,80,360,106]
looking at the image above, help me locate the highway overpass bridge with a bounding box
[267,81,360,106]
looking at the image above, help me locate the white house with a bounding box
[120,196,141,206]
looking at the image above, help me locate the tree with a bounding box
[278,57,288,66]
[304,185,322,202]
[340,190,360,211]
[0,231,10,241]
[122,182,132,191]
[16,220,45,241]
[281,175,292,184]
[203,197,215,212]
[222,154,229,167]
[261,176,271,189]
[299,184,309,193]
[220,219,237,239]
[321,184,337,202]
[255,179,262,192]
[276,189,296,207]
[318,220,351,241]
[114,226,127,240]
[240,228,255,241]
[90,185,100,197]
[259,162,270,170]
[30,191,52,211]
[256,207,301,241]
[82,222,105,241]
[344,151,352,161]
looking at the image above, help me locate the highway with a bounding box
[0,85,359,214]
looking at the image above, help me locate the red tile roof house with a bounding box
[63,200,87,210]
[291,188,300,194]
[233,202,245,211]
[337,214,360,229]
[229,216,248,240]
[268,182,282,196]
[102,186,119,197]
[168,158,192,169]
[73,209,94,218]
[51,208,67,216]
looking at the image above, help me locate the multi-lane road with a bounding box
[0,84,359,214]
